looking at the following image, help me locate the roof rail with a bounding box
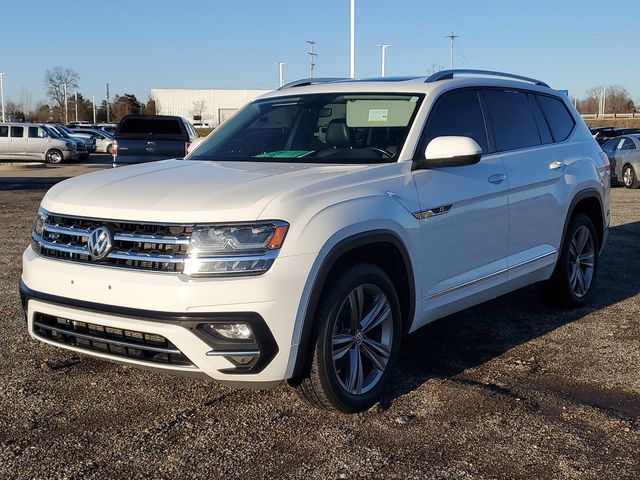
[425,69,549,88]
[278,77,347,90]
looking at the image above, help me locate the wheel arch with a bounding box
[290,229,416,379]
[561,188,605,253]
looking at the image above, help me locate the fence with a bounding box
[581,113,640,119]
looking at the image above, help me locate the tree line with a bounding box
[574,86,635,114]
[5,67,156,123]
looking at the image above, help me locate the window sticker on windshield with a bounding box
[368,109,389,123]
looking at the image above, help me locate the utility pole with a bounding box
[602,86,606,115]
[275,62,286,88]
[306,40,317,78]
[63,83,68,124]
[74,91,78,122]
[0,73,5,122]
[92,95,96,123]
[349,0,355,78]
[376,44,391,77]
[445,32,459,69]
[105,82,110,123]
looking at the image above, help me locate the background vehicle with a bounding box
[21,71,609,412]
[601,135,640,188]
[0,122,77,163]
[112,115,198,164]
[42,124,90,159]
[45,124,95,155]
[593,127,640,145]
[67,126,114,153]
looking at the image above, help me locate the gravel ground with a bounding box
[1,188,639,480]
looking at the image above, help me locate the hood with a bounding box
[42,159,365,223]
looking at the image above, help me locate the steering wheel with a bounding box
[364,147,393,158]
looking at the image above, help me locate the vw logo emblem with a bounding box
[87,226,113,260]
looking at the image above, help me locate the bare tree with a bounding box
[578,85,635,114]
[44,67,79,116]
[192,99,207,122]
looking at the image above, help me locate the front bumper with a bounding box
[63,150,79,161]
[21,246,317,386]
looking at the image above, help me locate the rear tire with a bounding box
[290,264,402,412]
[45,149,64,164]
[622,164,640,189]
[538,213,599,307]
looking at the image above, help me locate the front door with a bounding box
[9,126,26,158]
[412,88,509,327]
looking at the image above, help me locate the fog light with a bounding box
[226,355,257,366]
[207,323,254,341]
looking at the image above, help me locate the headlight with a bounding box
[34,207,48,236]
[184,221,288,276]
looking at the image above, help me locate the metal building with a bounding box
[149,88,271,127]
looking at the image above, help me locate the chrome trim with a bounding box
[114,233,190,245]
[206,350,260,357]
[33,321,182,355]
[107,251,185,264]
[32,232,88,255]
[413,204,452,220]
[43,224,91,237]
[188,249,280,263]
[424,251,556,300]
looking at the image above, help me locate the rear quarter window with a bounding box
[536,95,575,142]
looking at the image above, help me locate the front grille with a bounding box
[33,213,193,273]
[33,313,193,366]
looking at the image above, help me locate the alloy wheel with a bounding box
[331,284,393,395]
[623,166,634,187]
[568,225,595,298]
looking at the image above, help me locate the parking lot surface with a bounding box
[1,188,639,480]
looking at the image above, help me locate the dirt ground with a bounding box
[1,188,639,480]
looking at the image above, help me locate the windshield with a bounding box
[189,93,423,164]
[48,126,70,138]
[42,125,61,139]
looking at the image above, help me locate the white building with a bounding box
[150,88,271,127]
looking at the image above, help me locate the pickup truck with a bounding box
[112,115,199,164]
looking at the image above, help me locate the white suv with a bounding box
[21,70,610,412]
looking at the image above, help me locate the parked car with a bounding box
[67,127,114,154]
[97,123,117,134]
[593,127,640,145]
[41,125,89,160]
[44,124,96,154]
[0,122,77,163]
[21,70,609,412]
[112,115,198,164]
[601,135,640,188]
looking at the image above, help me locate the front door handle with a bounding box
[488,173,507,184]
[549,161,564,170]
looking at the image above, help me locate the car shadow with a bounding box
[381,219,640,408]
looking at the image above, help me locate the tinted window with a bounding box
[483,90,540,151]
[536,95,575,142]
[528,94,553,144]
[421,89,488,153]
[28,126,45,138]
[118,118,184,137]
[619,138,636,150]
[0,126,8,137]
[601,139,617,153]
[11,126,24,138]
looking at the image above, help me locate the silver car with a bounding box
[601,135,640,188]
[0,122,78,164]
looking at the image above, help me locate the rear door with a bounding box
[412,88,509,325]
[26,126,48,160]
[9,126,26,158]
[482,89,573,278]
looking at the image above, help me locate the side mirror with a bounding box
[415,136,482,170]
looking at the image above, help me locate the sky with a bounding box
[1,0,638,106]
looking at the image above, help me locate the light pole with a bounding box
[63,83,68,123]
[445,32,459,69]
[275,62,286,88]
[92,95,96,123]
[0,73,5,122]
[376,44,391,77]
[74,91,78,122]
[306,40,317,78]
[349,0,355,78]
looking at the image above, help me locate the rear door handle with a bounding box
[549,161,564,170]
[488,173,507,184]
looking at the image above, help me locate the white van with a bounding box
[0,123,78,163]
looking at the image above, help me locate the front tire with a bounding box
[45,149,64,164]
[538,213,599,307]
[622,164,640,189]
[291,264,402,412]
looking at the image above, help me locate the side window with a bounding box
[0,126,8,137]
[528,94,553,144]
[11,126,24,138]
[421,89,488,154]
[28,126,46,138]
[601,139,617,153]
[482,89,541,152]
[536,95,575,142]
[620,138,636,150]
